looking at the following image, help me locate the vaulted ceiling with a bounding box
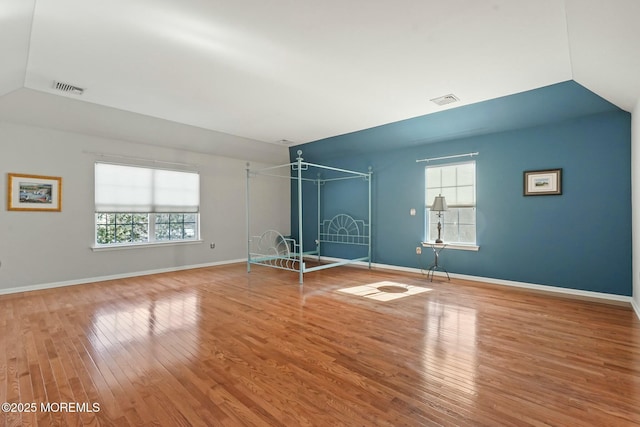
[1,0,639,162]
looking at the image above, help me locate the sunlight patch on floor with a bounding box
[337,281,432,301]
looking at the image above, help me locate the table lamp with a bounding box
[431,194,447,243]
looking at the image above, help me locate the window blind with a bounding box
[95,163,200,212]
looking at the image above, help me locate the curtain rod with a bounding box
[416,152,479,163]
[83,151,198,168]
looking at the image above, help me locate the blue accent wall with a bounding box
[291,81,632,296]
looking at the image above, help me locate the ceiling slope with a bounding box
[0,89,288,164]
[0,0,36,97]
[296,80,623,160]
[0,0,638,158]
[565,0,640,113]
[21,0,572,144]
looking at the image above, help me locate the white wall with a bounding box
[632,100,640,316]
[0,122,290,291]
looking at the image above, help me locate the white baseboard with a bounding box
[0,258,246,296]
[311,256,635,308]
[632,298,640,320]
[3,257,639,321]
[449,271,633,304]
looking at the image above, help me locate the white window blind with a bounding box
[95,163,200,213]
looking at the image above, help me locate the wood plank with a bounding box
[0,263,639,425]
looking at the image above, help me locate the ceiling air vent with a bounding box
[430,94,459,106]
[53,81,85,95]
[278,139,296,146]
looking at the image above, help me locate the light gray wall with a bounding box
[0,121,290,291]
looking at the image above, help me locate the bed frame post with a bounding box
[297,150,304,284]
[246,163,251,273]
[368,166,372,270]
[317,173,321,262]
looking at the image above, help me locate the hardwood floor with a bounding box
[1,263,639,426]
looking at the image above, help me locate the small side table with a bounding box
[422,242,450,282]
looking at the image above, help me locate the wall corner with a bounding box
[631,98,640,319]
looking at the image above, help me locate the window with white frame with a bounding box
[94,163,200,246]
[425,161,476,245]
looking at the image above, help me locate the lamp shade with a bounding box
[431,195,447,212]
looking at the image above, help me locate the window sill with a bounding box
[91,239,203,252]
[421,242,479,252]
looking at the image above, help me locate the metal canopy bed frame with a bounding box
[246,150,372,283]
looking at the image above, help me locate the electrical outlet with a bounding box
[415,246,422,255]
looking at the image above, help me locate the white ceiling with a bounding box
[1,0,639,162]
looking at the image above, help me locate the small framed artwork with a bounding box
[524,169,562,196]
[7,173,62,211]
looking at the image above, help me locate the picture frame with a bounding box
[523,169,562,196]
[7,173,62,211]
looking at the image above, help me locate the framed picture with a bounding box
[7,173,62,211]
[523,169,562,196]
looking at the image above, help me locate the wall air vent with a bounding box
[53,81,85,95]
[430,94,459,106]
